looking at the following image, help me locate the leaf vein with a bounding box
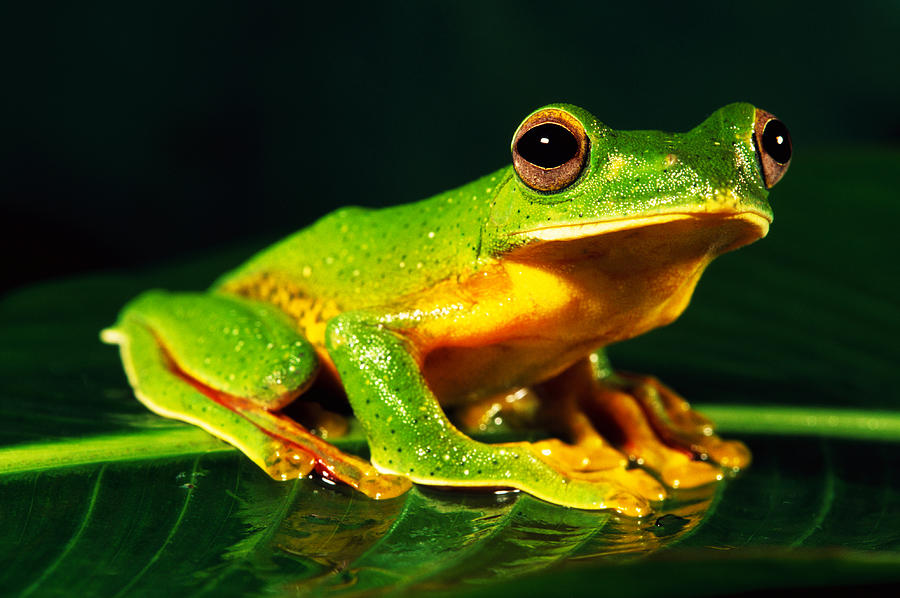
[20,465,107,597]
[111,457,201,597]
[790,440,835,547]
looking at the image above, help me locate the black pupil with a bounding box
[517,123,578,168]
[761,119,792,165]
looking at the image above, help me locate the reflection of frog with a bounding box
[102,103,791,516]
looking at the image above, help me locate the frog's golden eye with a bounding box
[512,109,589,192]
[753,109,792,188]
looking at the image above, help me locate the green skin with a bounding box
[103,103,774,515]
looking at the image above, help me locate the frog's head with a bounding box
[485,103,791,260]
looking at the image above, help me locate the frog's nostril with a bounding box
[753,109,792,188]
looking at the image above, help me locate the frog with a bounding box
[101,102,792,516]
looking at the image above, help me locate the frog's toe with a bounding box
[621,436,722,489]
[614,468,666,503]
[531,437,625,471]
[691,437,752,470]
[355,471,414,500]
[575,467,667,503]
[602,487,654,518]
[262,439,319,480]
[550,475,652,516]
[657,458,723,489]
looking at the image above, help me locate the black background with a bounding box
[2,2,898,294]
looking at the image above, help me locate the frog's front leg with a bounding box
[325,311,661,516]
[101,291,411,499]
[542,352,750,489]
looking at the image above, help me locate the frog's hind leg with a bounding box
[101,291,410,499]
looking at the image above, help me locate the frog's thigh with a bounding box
[325,313,654,516]
[108,291,320,406]
[101,291,410,498]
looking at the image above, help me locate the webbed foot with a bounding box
[538,357,749,490]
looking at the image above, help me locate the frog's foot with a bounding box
[103,291,411,500]
[588,374,750,488]
[527,438,667,504]
[449,390,663,506]
[615,373,751,469]
[224,395,411,498]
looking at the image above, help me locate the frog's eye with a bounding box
[512,109,589,192]
[753,109,792,188]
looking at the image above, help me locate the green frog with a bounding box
[102,103,791,516]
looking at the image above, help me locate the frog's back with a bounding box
[215,169,505,320]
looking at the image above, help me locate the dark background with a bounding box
[2,2,898,295]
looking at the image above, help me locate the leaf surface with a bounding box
[1,149,898,597]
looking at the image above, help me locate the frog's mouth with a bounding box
[508,210,771,262]
[515,210,770,243]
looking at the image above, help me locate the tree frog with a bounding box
[102,103,791,516]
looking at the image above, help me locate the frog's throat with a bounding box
[513,211,770,243]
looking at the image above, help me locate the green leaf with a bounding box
[1,148,899,597]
